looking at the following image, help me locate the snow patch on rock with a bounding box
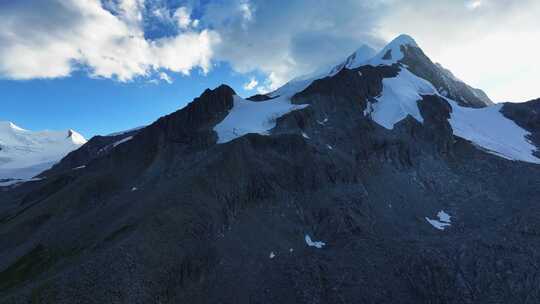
[317,118,328,126]
[367,68,436,129]
[305,234,326,248]
[447,101,540,164]
[112,136,133,148]
[214,95,309,144]
[426,210,452,230]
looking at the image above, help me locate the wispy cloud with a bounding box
[200,0,386,91]
[243,78,258,90]
[466,0,483,10]
[159,72,173,84]
[379,0,540,102]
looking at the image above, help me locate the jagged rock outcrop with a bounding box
[501,98,540,157]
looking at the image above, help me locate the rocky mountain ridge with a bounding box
[1,35,540,303]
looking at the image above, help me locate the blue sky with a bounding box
[1,0,539,138]
[1,63,259,137]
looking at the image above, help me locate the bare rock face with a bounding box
[1,40,540,304]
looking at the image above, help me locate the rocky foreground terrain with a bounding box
[1,35,540,303]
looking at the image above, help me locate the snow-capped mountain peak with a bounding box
[360,34,419,68]
[329,44,377,75]
[278,34,422,91]
[378,34,418,55]
[384,34,419,49]
[0,121,26,132]
[348,45,378,65]
[0,121,87,181]
[248,34,535,164]
[68,129,88,145]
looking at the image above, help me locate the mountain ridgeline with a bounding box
[1,35,540,303]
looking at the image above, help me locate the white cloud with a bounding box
[151,29,219,75]
[379,0,540,102]
[117,0,145,25]
[200,0,386,91]
[466,0,483,10]
[239,0,255,26]
[174,7,192,29]
[243,78,258,90]
[1,0,539,103]
[196,0,539,101]
[240,2,253,21]
[152,8,165,19]
[151,4,199,30]
[0,0,219,81]
[159,72,173,84]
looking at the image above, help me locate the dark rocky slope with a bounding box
[502,98,540,157]
[1,42,540,303]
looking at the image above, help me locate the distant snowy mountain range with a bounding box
[0,121,86,184]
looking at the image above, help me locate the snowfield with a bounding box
[447,101,540,164]
[363,67,540,164]
[214,95,309,144]
[365,68,436,129]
